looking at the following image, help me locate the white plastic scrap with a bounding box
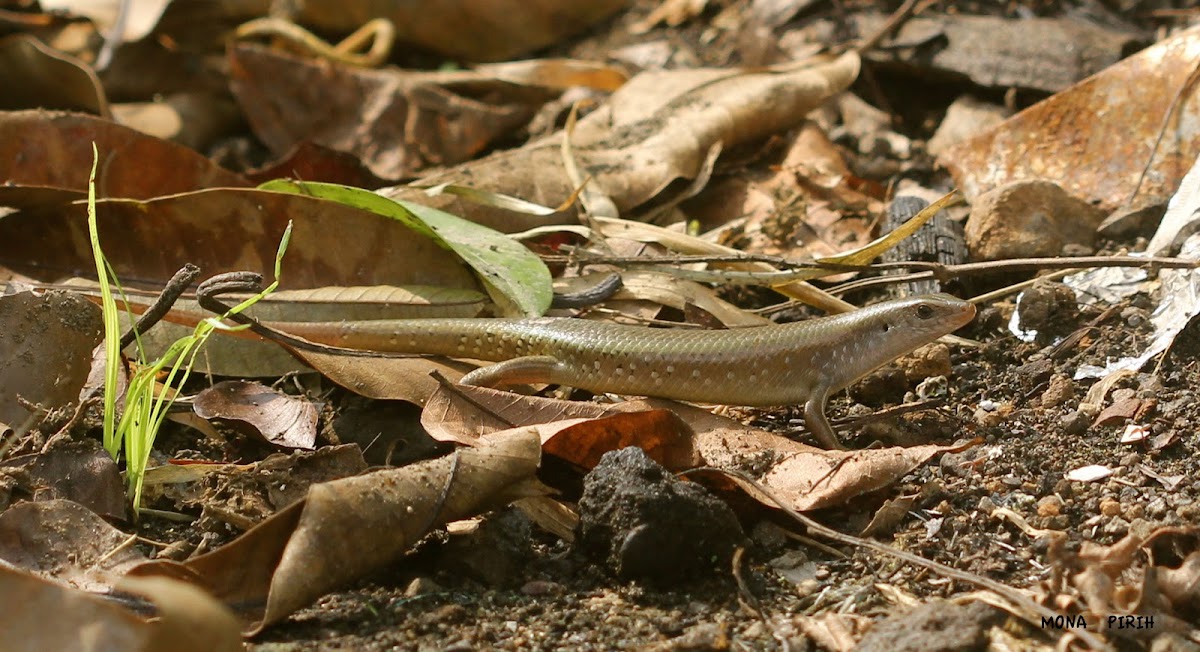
[1069,154,1200,379]
[1065,464,1113,483]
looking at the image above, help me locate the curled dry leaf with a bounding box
[229,44,559,180]
[192,380,319,450]
[422,383,964,513]
[0,565,147,652]
[128,429,544,633]
[0,567,242,652]
[0,34,108,117]
[1057,526,1200,626]
[117,575,243,652]
[0,290,102,427]
[1156,551,1200,616]
[383,52,861,233]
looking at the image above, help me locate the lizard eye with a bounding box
[915,303,936,320]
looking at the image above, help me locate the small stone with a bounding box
[1037,495,1063,517]
[897,343,953,383]
[404,577,444,597]
[1099,498,1121,517]
[750,520,789,550]
[977,496,996,514]
[1015,282,1080,343]
[974,401,1012,427]
[1097,202,1165,240]
[1118,452,1141,467]
[1102,516,1130,536]
[1062,411,1090,436]
[520,580,563,596]
[1178,503,1200,521]
[1147,497,1169,518]
[1041,375,1075,408]
[965,180,1104,261]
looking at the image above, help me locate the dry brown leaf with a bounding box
[118,575,243,652]
[229,43,560,179]
[292,0,627,62]
[940,26,1200,212]
[192,380,318,450]
[244,141,386,187]
[0,499,146,592]
[423,383,701,467]
[3,443,125,521]
[383,52,861,234]
[1156,551,1200,615]
[0,110,247,211]
[524,411,700,471]
[0,565,148,652]
[0,34,108,117]
[128,429,544,633]
[754,441,974,512]
[0,566,243,652]
[284,349,479,405]
[422,384,958,513]
[0,290,103,427]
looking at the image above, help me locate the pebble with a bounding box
[1061,410,1090,436]
[1041,375,1075,408]
[1036,495,1063,517]
[965,180,1104,260]
[1099,498,1121,517]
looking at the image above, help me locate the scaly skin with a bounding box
[270,294,975,448]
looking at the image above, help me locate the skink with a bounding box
[269,294,975,448]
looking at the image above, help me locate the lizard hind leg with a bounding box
[459,355,567,388]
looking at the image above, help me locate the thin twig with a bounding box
[120,263,201,350]
[855,0,920,54]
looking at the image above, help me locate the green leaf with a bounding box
[260,180,552,317]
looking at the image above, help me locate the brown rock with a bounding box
[965,180,1105,260]
[897,343,953,383]
[1041,374,1075,408]
[1099,498,1121,517]
[1037,495,1063,517]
